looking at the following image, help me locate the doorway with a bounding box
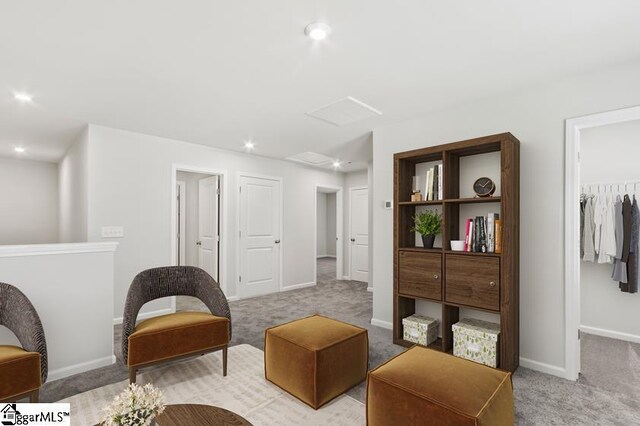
[315,185,343,283]
[349,186,369,283]
[175,171,221,280]
[564,105,640,381]
[238,173,283,298]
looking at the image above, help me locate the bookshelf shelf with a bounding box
[397,200,443,206]
[393,132,520,372]
[444,197,501,204]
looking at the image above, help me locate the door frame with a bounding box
[171,165,228,301]
[236,172,284,299]
[176,180,186,266]
[348,185,369,282]
[564,104,640,381]
[314,184,344,282]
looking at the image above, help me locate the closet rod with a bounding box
[581,180,640,194]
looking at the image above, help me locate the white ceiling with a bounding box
[1,1,639,168]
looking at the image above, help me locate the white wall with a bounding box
[344,170,369,278]
[580,120,640,340]
[326,193,337,256]
[176,171,211,267]
[372,58,640,374]
[58,127,88,243]
[86,125,345,319]
[0,243,116,381]
[316,192,328,256]
[0,157,59,245]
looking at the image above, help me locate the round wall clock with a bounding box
[473,177,496,197]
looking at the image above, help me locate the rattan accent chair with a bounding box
[0,283,48,403]
[122,266,231,383]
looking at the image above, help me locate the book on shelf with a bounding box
[422,164,443,201]
[495,219,503,254]
[487,213,499,252]
[437,164,443,200]
[462,213,499,253]
[464,218,472,252]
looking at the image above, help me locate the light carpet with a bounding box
[60,344,365,426]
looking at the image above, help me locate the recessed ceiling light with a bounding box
[305,22,332,41]
[244,141,255,150]
[14,147,25,153]
[13,92,33,102]
[332,160,341,169]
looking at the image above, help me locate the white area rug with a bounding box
[60,344,365,425]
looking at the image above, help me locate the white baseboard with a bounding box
[519,357,566,378]
[371,318,393,330]
[342,275,351,281]
[226,296,239,302]
[367,287,373,292]
[282,281,316,291]
[48,355,116,382]
[580,325,640,344]
[113,308,174,325]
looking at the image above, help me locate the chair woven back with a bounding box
[121,266,231,363]
[0,282,48,383]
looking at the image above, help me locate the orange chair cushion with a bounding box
[128,312,229,367]
[0,345,41,401]
[265,315,369,409]
[367,345,514,426]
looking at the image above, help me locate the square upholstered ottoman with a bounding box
[264,314,369,409]
[367,345,513,425]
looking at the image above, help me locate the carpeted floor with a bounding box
[42,258,640,424]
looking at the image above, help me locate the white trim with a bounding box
[176,180,187,266]
[367,287,373,292]
[226,296,239,302]
[564,105,640,381]
[237,172,284,298]
[317,255,336,259]
[113,308,173,325]
[282,281,316,291]
[371,318,393,330]
[518,357,566,378]
[314,184,344,282]
[48,355,116,382]
[580,325,640,344]
[0,242,118,258]
[342,275,351,281]
[171,164,228,296]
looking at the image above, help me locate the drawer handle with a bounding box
[489,281,496,287]
[433,274,439,280]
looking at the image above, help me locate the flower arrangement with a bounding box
[102,383,166,426]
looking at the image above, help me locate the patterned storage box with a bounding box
[452,319,500,367]
[402,314,438,346]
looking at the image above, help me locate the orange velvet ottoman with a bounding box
[367,346,514,426]
[264,314,369,409]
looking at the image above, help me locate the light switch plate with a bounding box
[102,226,124,238]
[384,200,393,209]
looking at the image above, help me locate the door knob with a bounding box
[433,274,439,280]
[196,241,202,246]
[489,281,496,287]
[275,240,281,244]
[351,238,356,242]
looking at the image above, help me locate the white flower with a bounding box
[102,383,166,425]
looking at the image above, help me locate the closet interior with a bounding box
[578,120,640,393]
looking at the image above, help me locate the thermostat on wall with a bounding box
[384,200,393,209]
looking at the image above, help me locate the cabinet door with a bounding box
[398,251,442,301]
[445,255,500,311]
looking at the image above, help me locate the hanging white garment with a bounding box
[594,195,603,258]
[603,194,618,262]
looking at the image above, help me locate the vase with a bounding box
[421,235,435,249]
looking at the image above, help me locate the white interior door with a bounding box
[198,176,219,280]
[350,187,369,283]
[239,175,281,298]
[176,180,186,266]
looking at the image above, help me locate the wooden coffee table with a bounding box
[96,404,252,426]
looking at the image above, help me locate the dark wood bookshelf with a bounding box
[393,132,520,372]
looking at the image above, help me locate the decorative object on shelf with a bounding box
[102,383,166,426]
[402,314,438,345]
[473,177,496,197]
[452,318,500,368]
[411,176,423,201]
[411,210,442,249]
[450,240,465,251]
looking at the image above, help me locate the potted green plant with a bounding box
[412,210,442,249]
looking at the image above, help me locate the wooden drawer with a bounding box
[445,255,500,311]
[398,251,442,301]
